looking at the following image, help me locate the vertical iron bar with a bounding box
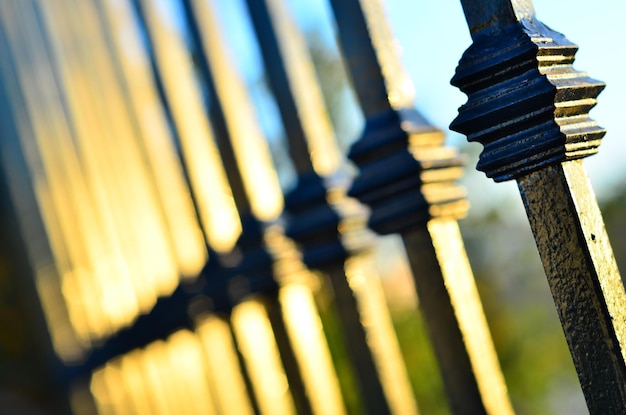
[5,0,117,341]
[0,0,84,362]
[36,0,149,331]
[130,0,243,254]
[104,0,260,412]
[242,0,340,177]
[244,0,418,413]
[94,7,252,412]
[175,0,310,412]
[329,0,514,414]
[94,0,208,279]
[0,14,73,415]
[42,0,179,314]
[451,3,626,410]
[196,314,256,415]
[138,1,349,414]
[33,11,228,413]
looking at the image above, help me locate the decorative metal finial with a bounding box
[452,1,626,412]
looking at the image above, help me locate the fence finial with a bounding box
[452,0,604,182]
[329,0,514,413]
[453,1,626,412]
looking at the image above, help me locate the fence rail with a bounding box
[0,0,624,414]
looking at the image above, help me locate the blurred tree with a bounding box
[600,187,626,284]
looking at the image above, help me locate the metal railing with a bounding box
[0,0,623,414]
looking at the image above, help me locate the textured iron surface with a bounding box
[454,1,626,412]
[331,0,468,233]
[518,162,626,412]
[451,8,605,181]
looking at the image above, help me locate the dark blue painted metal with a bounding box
[347,108,466,234]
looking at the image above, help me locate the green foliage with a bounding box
[459,210,586,414]
[314,274,364,415]
[600,186,626,282]
[391,310,449,415]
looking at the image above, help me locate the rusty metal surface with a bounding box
[453,0,626,412]
[517,161,626,412]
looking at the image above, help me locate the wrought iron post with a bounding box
[328,0,514,414]
[134,0,303,412]
[244,0,419,413]
[98,0,280,412]
[93,0,208,280]
[29,0,258,412]
[0,7,75,414]
[153,1,347,414]
[451,1,626,412]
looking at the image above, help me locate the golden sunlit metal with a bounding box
[279,281,347,415]
[91,361,130,415]
[259,0,341,176]
[90,367,115,415]
[52,0,158,321]
[231,299,297,415]
[329,0,514,412]
[138,0,241,252]
[188,0,284,222]
[196,315,255,415]
[245,0,421,410]
[182,2,350,413]
[119,350,153,415]
[165,330,218,415]
[139,342,172,415]
[38,0,156,329]
[98,0,207,278]
[33,263,84,360]
[344,255,419,415]
[43,0,180,303]
[1,0,624,413]
[358,0,415,110]
[0,0,121,341]
[404,219,512,415]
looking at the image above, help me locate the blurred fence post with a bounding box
[134,0,306,413]
[451,0,626,412]
[243,0,419,413]
[1,0,624,414]
[178,1,351,414]
[0,43,74,415]
[328,0,514,414]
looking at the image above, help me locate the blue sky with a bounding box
[208,0,626,211]
[385,0,626,200]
